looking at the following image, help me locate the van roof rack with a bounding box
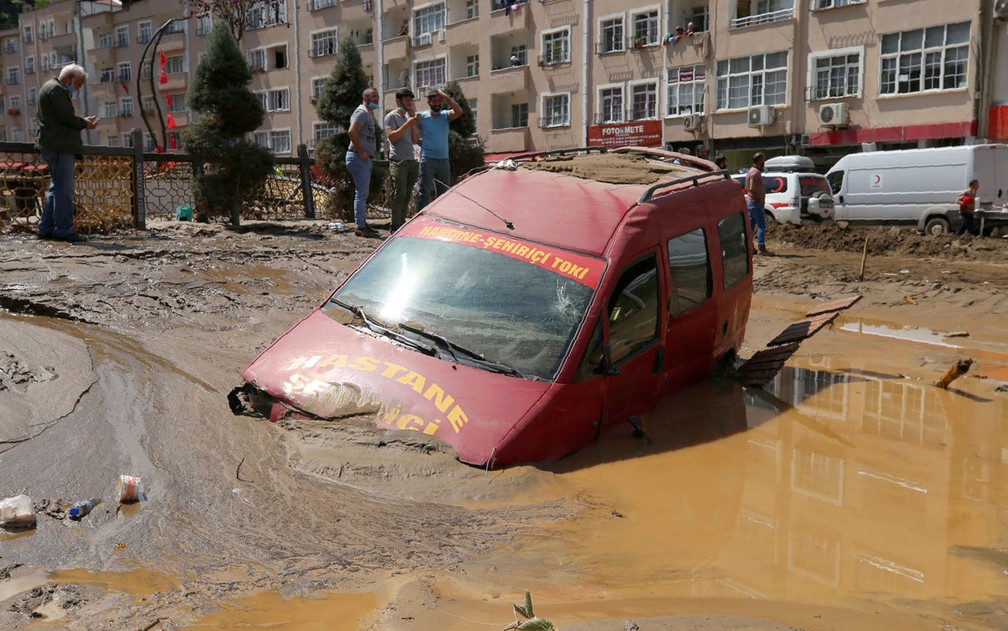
[637,170,731,205]
[502,146,609,163]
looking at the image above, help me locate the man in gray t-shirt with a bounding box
[384,88,420,232]
[346,87,380,237]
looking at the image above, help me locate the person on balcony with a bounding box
[36,63,96,243]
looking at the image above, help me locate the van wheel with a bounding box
[924,216,950,236]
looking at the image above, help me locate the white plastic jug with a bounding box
[0,494,36,527]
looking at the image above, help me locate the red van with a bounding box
[236,147,752,468]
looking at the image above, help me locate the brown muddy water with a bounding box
[1,227,1007,629]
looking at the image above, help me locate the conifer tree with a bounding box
[444,81,484,179]
[182,20,273,226]
[314,37,383,220]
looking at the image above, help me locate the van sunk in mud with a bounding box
[233,147,752,468]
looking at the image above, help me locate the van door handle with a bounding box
[839,195,844,204]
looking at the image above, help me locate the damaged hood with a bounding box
[242,310,554,467]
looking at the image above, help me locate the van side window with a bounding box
[719,212,749,289]
[667,228,711,316]
[827,171,843,195]
[607,255,660,363]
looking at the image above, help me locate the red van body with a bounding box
[239,148,752,468]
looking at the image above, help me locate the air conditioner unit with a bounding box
[417,32,432,46]
[818,102,849,127]
[682,114,702,132]
[996,0,1008,19]
[437,29,445,43]
[747,105,775,127]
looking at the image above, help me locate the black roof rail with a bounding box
[498,145,609,163]
[637,170,731,205]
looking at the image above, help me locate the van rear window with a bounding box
[718,212,749,289]
[800,176,831,197]
[764,176,788,194]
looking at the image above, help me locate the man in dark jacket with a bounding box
[36,64,96,242]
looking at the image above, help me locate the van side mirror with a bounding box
[595,345,620,376]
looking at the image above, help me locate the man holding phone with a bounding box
[384,88,420,232]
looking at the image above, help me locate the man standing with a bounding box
[384,88,420,233]
[745,152,769,256]
[346,87,381,238]
[956,179,980,236]
[36,64,96,242]
[416,87,462,211]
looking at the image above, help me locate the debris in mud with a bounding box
[34,497,69,520]
[945,331,970,338]
[934,358,974,389]
[117,475,142,503]
[0,353,56,392]
[6,583,84,620]
[0,494,35,528]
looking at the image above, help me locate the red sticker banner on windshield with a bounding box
[400,217,604,288]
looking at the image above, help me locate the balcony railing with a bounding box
[730,7,795,28]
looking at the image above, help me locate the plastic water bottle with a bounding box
[68,498,98,519]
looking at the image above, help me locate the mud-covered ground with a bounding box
[0,220,1006,630]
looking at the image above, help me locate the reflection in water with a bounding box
[497,359,1008,626]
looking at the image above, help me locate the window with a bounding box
[270,130,292,153]
[138,21,152,44]
[510,45,527,67]
[313,121,338,146]
[255,91,268,111]
[268,88,290,111]
[310,0,338,8]
[23,25,32,43]
[599,16,624,54]
[254,131,270,147]
[466,0,479,19]
[719,212,750,289]
[541,29,570,65]
[248,49,266,71]
[415,58,446,90]
[630,8,659,46]
[607,255,660,363]
[196,13,212,36]
[123,132,135,147]
[144,132,156,150]
[466,54,479,77]
[810,49,861,99]
[598,85,623,123]
[630,81,658,119]
[107,134,120,147]
[667,228,711,316]
[732,0,795,27]
[115,26,129,47]
[248,0,288,29]
[103,101,118,118]
[311,29,339,57]
[716,51,788,110]
[168,93,187,112]
[118,61,132,82]
[541,93,569,128]
[273,46,287,69]
[311,77,327,100]
[25,56,34,75]
[41,55,49,72]
[511,103,528,128]
[468,98,477,126]
[413,4,446,37]
[4,37,18,54]
[880,22,970,95]
[119,97,134,116]
[100,67,116,83]
[141,62,152,79]
[27,88,36,106]
[141,96,155,114]
[12,128,24,142]
[689,4,708,31]
[165,55,185,74]
[667,65,705,116]
[10,95,22,112]
[811,0,865,9]
[7,67,20,85]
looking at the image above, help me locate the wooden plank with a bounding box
[805,294,863,318]
[766,313,837,346]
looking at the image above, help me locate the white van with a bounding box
[825,144,1008,235]
[731,155,834,225]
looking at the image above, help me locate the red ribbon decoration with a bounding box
[166,112,176,128]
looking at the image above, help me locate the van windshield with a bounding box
[827,171,843,195]
[325,220,603,380]
[800,176,831,197]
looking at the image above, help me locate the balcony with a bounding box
[166,111,190,127]
[485,126,529,153]
[159,31,185,53]
[383,35,408,61]
[488,65,528,93]
[488,4,529,36]
[158,74,188,92]
[730,7,795,29]
[664,31,710,64]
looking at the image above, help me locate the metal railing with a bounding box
[0,131,368,234]
[730,7,795,29]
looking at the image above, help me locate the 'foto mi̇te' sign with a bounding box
[587,120,663,149]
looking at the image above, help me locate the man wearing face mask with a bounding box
[346,87,381,238]
[36,64,97,242]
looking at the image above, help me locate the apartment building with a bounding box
[1,0,1005,166]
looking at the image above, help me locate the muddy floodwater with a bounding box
[0,222,1006,630]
